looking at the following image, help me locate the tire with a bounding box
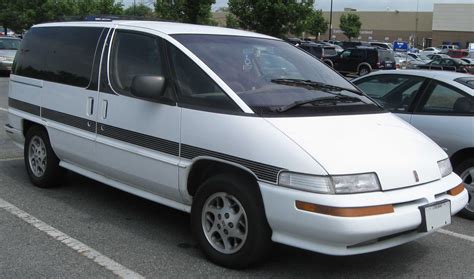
[24,125,65,188]
[358,65,370,76]
[191,173,272,269]
[454,159,474,220]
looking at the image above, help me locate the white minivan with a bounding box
[5,20,468,268]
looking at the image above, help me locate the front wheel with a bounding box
[454,159,474,220]
[24,126,65,188]
[191,173,272,269]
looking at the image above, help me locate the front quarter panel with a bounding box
[178,108,327,201]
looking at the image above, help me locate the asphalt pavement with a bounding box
[0,77,473,278]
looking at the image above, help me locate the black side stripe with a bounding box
[97,123,180,157]
[8,98,40,116]
[181,144,283,183]
[9,97,283,183]
[42,108,96,133]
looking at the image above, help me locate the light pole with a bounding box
[328,0,333,40]
[415,0,419,48]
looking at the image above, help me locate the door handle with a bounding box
[87,97,94,116]
[102,100,108,119]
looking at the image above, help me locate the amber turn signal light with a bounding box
[295,201,394,217]
[447,183,465,196]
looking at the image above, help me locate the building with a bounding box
[321,3,474,48]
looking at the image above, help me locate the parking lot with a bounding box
[0,75,473,278]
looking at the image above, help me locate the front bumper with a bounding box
[259,173,467,255]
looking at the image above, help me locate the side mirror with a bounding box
[131,75,167,100]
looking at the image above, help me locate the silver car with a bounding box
[0,37,21,73]
[353,70,474,219]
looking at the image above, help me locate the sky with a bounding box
[123,0,474,12]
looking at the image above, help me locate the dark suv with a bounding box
[298,42,337,66]
[329,47,396,76]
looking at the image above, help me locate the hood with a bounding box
[266,113,447,191]
[0,49,17,58]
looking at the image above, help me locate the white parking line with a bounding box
[0,157,23,162]
[438,229,474,242]
[0,107,7,112]
[0,197,144,279]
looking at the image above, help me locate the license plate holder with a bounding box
[419,199,451,233]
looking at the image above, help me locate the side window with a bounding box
[109,31,169,98]
[167,44,241,113]
[350,49,365,59]
[419,82,474,115]
[14,27,103,87]
[340,50,351,58]
[355,75,424,112]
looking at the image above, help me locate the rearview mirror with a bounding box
[131,75,167,100]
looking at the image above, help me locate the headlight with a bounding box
[438,158,452,178]
[278,172,381,194]
[332,173,381,194]
[278,172,333,194]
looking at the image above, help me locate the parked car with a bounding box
[329,47,396,75]
[427,53,451,61]
[408,53,432,63]
[462,58,474,65]
[341,41,370,49]
[417,58,474,74]
[447,49,469,58]
[0,37,21,74]
[353,70,474,219]
[405,55,430,69]
[6,20,467,268]
[438,45,460,53]
[370,42,394,50]
[298,42,337,66]
[315,41,344,54]
[420,47,441,56]
[394,52,409,68]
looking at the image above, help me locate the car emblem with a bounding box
[413,170,420,182]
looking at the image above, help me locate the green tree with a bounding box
[0,0,24,34]
[75,0,123,17]
[225,13,239,29]
[306,9,327,38]
[155,0,215,24]
[228,0,315,37]
[124,3,153,17]
[339,13,362,41]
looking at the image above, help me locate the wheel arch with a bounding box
[357,62,372,73]
[323,59,334,68]
[186,157,260,197]
[450,148,474,170]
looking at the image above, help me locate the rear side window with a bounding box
[455,77,474,89]
[419,82,474,115]
[13,27,103,87]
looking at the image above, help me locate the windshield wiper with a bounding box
[273,95,362,113]
[271,78,363,95]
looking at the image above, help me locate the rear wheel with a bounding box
[454,159,474,219]
[191,173,272,269]
[358,65,370,76]
[24,126,65,188]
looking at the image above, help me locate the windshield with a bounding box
[0,38,21,50]
[173,34,381,116]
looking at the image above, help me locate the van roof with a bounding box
[33,20,276,40]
